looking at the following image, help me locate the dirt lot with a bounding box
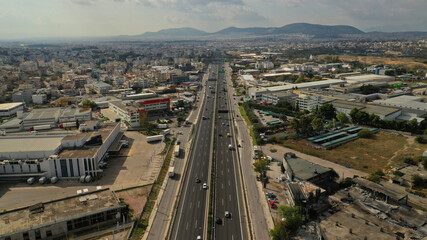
[280,132,424,173]
[115,185,152,220]
[319,54,427,71]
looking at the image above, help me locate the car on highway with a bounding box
[215,217,222,225]
[203,183,208,189]
[197,236,202,240]
[227,132,230,137]
[225,211,231,218]
[196,178,201,183]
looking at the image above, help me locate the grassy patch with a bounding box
[129,138,176,240]
[250,128,258,146]
[239,105,251,126]
[281,132,408,173]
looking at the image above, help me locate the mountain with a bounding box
[212,23,364,38]
[213,26,275,36]
[105,23,426,41]
[272,23,364,37]
[139,27,208,39]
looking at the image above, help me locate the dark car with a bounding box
[215,217,222,225]
[196,178,201,183]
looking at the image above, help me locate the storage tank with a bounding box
[85,175,92,183]
[39,177,47,184]
[27,177,35,184]
[50,176,58,184]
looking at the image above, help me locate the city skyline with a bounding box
[0,0,426,39]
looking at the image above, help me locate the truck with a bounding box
[168,166,175,178]
[157,124,168,129]
[59,122,77,128]
[146,135,164,143]
[163,129,171,135]
[174,145,180,157]
[31,124,51,131]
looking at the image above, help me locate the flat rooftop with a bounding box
[266,79,344,92]
[0,189,120,236]
[0,136,64,157]
[285,156,332,181]
[24,108,60,121]
[59,123,118,159]
[0,102,24,110]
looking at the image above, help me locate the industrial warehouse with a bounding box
[0,121,122,182]
[0,188,128,240]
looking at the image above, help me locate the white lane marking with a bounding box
[190,202,193,209]
[229,194,231,201]
[222,198,224,206]
[195,220,198,229]
[198,201,200,209]
[186,222,189,230]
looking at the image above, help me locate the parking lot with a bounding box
[253,109,284,126]
[0,131,165,210]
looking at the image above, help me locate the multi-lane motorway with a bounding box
[170,64,218,240]
[212,63,247,239]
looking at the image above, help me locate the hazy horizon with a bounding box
[0,0,426,40]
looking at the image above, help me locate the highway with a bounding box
[212,62,248,239]
[170,64,218,240]
[224,63,271,239]
[146,70,210,240]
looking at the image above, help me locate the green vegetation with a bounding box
[161,87,177,94]
[336,112,349,125]
[81,99,97,109]
[317,103,336,120]
[392,170,404,177]
[360,84,380,94]
[415,135,427,144]
[412,174,427,188]
[254,158,269,174]
[269,205,303,240]
[358,129,374,138]
[350,108,425,134]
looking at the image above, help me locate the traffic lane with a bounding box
[173,84,217,239]
[214,104,243,239]
[225,73,270,239]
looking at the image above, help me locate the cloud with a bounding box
[71,0,100,5]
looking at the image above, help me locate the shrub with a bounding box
[392,170,404,177]
[403,157,416,165]
[415,135,427,144]
[358,129,374,138]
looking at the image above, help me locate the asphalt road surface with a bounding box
[170,64,218,240]
[212,63,247,240]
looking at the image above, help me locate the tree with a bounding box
[269,220,290,240]
[279,114,288,122]
[412,174,426,188]
[336,112,349,125]
[254,159,269,174]
[312,117,324,132]
[317,103,336,120]
[291,114,314,136]
[415,135,427,144]
[360,84,380,94]
[81,99,98,109]
[277,205,303,233]
[358,129,374,138]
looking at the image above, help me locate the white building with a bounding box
[0,102,24,117]
[342,74,394,84]
[0,122,121,179]
[32,94,47,105]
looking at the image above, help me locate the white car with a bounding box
[203,183,208,190]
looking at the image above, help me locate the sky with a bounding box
[0,0,426,39]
